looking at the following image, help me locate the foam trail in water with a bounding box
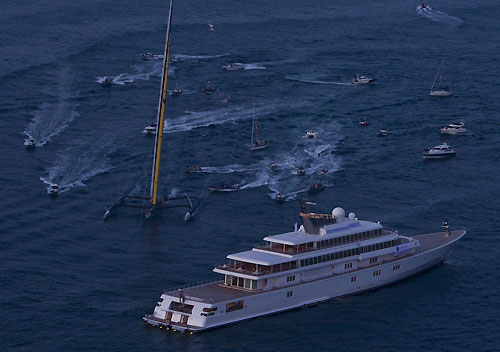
[24,102,79,147]
[96,62,174,85]
[242,63,266,70]
[286,75,352,86]
[172,53,230,60]
[164,101,305,134]
[40,140,115,194]
[416,6,464,26]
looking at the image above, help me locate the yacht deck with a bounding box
[166,230,465,304]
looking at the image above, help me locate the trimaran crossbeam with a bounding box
[104,0,200,221]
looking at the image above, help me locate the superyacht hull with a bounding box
[144,230,465,332]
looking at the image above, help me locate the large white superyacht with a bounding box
[144,201,465,332]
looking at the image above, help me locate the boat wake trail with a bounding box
[203,121,344,201]
[164,101,302,134]
[242,63,266,70]
[40,139,115,194]
[96,62,174,85]
[416,6,464,26]
[286,75,352,86]
[24,102,79,147]
[172,53,230,60]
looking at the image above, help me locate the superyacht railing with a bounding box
[163,277,223,294]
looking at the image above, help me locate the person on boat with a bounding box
[421,3,426,9]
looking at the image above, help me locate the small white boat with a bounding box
[359,120,369,126]
[172,84,182,96]
[352,73,376,85]
[202,81,216,94]
[222,63,244,71]
[422,142,456,159]
[276,193,286,203]
[440,121,467,135]
[430,59,452,96]
[208,183,240,192]
[378,129,392,136]
[49,184,60,196]
[24,137,36,148]
[296,167,306,176]
[143,52,154,60]
[170,57,182,64]
[304,130,317,139]
[143,123,157,135]
[208,21,215,31]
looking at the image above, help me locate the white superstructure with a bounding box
[144,203,465,332]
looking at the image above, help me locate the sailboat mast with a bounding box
[150,0,174,205]
[254,105,259,142]
[251,103,256,145]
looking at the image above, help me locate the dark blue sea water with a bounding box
[2,0,500,350]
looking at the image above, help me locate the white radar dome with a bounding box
[348,212,356,220]
[332,207,345,222]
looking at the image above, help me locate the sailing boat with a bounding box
[430,59,453,96]
[250,103,268,151]
[104,0,199,221]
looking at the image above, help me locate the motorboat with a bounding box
[304,130,317,139]
[352,73,376,85]
[320,169,328,177]
[101,78,112,87]
[49,184,60,196]
[422,142,456,159]
[208,182,240,192]
[143,123,157,135]
[359,120,369,126]
[170,57,183,64]
[420,3,427,9]
[276,193,286,203]
[296,167,306,176]
[308,183,325,194]
[269,162,278,171]
[378,129,392,136]
[222,63,244,71]
[143,52,154,60]
[202,81,216,94]
[183,165,203,173]
[440,121,467,135]
[208,21,215,31]
[172,84,182,96]
[24,137,36,148]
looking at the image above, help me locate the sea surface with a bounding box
[1,0,500,351]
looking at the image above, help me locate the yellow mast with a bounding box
[150,0,174,205]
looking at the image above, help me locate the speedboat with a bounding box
[49,184,60,196]
[352,73,376,85]
[305,130,317,139]
[422,142,456,159]
[269,162,278,171]
[296,167,306,176]
[359,120,369,126]
[183,165,203,173]
[208,182,240,192]
[308,183,325,194]
[143,52,154,60]
[378,129,392,136]
[276,193,286,203]
[172,84,182,96]
[170,57,183,64]
[24,137,36,148]
[440,121,467,135]
[143,123,157,135]
[202,81,216,94]
[222,63,244,71]
[101,78,112,87]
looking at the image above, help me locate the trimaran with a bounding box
[104,0,200,220]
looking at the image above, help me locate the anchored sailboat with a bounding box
[430,58,452,96]
[250,103,268,151]
[104,0,199,221]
